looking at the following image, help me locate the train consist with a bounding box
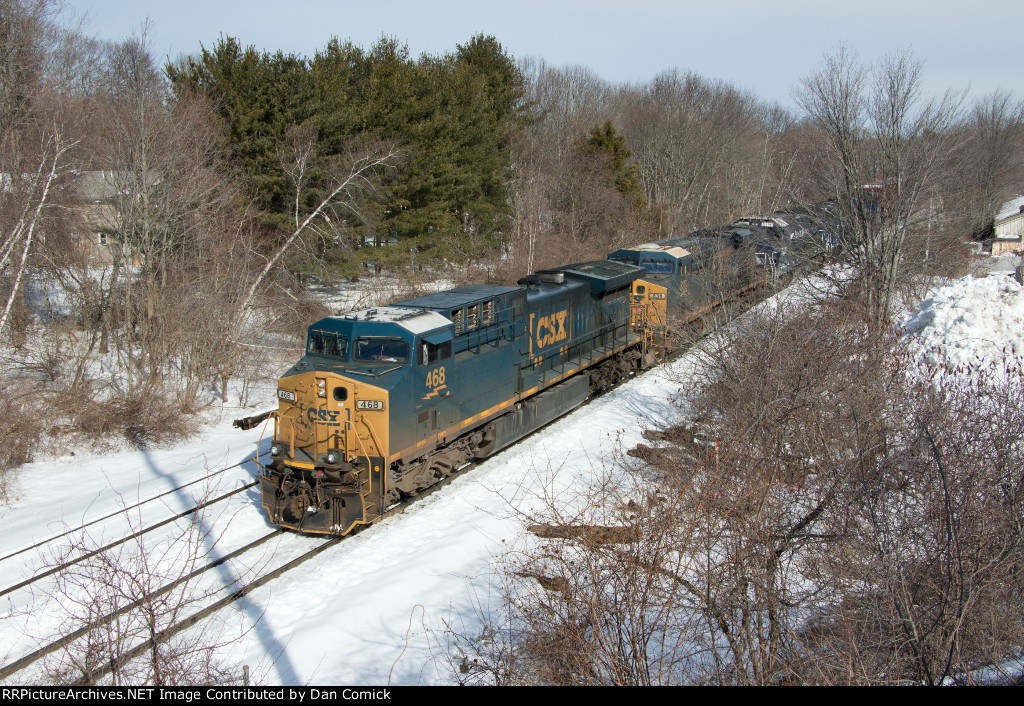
[245,205,836,535]
[608,206,835,323]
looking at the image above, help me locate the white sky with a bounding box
[65,0,1022,110]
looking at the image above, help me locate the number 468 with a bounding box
[427,367,446,389]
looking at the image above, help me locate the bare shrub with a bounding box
[69,390,197,448]
[0,379,44,479]
[677,301,1023,684]
[802,354,1024,685]
[446,466,704,685]
[38,483,254,685]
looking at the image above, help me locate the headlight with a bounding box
[316,378,327,397]
[326,452,338,464]
[270,445,280,456]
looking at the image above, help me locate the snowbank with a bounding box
[902,274,1024,369]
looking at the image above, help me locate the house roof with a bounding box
[73,171,161,201]
[995,196,1024,224]
[73,171,121,201]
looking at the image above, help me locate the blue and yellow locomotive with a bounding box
[608,234,774,326]
[257,260,667,535]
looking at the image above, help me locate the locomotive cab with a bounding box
[609,243,695,314]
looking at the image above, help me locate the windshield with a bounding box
[307,332,349,359]
[641,261,674,274]
[354,337,410,363]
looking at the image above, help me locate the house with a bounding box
[992,196,1024,256]
[72,171,122,265]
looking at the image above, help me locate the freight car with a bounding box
[254,260,667,535]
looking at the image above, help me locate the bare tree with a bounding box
[945,90,1024,240]
[0,125,76,338]
[236,134,399,315]
[0,0,84,344]
[617,70,768,234]
[794,47,965,327]
[501,59,647,280]
[94,26,244,393]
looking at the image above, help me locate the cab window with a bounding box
[419,339,452,365]
[324,335,347,358]
[641,261,673,274]
[308,333,325,355]
[354,338,409,363]
[308,332,348,359]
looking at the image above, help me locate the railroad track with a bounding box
[0,467,258,602]
[0,527,284,681]
[0,460,251,566]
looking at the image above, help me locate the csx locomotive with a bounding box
[256,259,668,535]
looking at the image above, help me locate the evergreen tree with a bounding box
[582,120,646,208]
[167,37,313,229]
[384,35,526,261]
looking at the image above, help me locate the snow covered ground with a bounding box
[1,271,1021,686]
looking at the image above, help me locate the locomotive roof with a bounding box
[545,259,646,294]
[320,306,451,336]
[394,285,523,311]
[610,243,692,258]
[655,234,704,250]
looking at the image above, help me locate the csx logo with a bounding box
[307,408,341,426]
[535,309,568,349]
